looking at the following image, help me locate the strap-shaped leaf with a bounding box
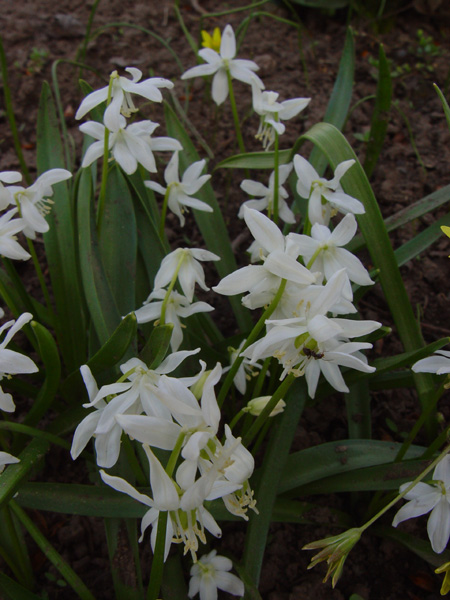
[0,573,41,600]
[278,439,426,494]
[36,82,86,371]
[99,166,137,316]
[77,169,122,346]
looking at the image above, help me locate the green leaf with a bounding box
[299,122,436,436]
[37,82,86,371]
[77,169,122,346]
[164,101,252,332]
[434,83,450,132]
[139,323,173,368]
[364,44,392,178]
[21,322,60,428]
[61,313,138,400]
[0,438,49,509]
[242,379,307,587]
[215,149,291,170]
[99,166,137,316]
[0,573,41,600]
[278,439,426,494]
[394,212,450,267]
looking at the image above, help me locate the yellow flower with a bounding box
[201,27,221,52]
[436,561,450,595]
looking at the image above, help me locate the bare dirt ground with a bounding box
[1,0,450,598]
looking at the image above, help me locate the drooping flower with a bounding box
[238,164,296,224]
[181,24,264,105]
[0,171,22,210]
[294,154,364,226]
[75,67,174,131]
[154,248,220,302]
[412,349,450,382]
[392,454,450,553]
[0,313,38,413]
[252,80,310,150]
[188,550,245,600]
[145,152,212,227]
[134,288,214,351]
[0,209,30,261]
[8,169,72,239]
[80,118,182,175]
[289,213,374,286]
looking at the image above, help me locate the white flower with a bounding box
[134,289,214,351]
[294,155,364,226]
[412,350,450,377]
[213,207,316,308]
[252,80,310,150]
[8,169,72,239]
[238,164,295,224]
[154,248,220,302]
[181,24,264,105]
[80,118,182,175]
[145,152,212,227]
[0,313,38,413]
[242,270,381,397]
[0,451,20,474]
[392,454,450,553]
[189,550,244,600]
[0,171,22,210]
[0,209,30,261]
[289,213,373,286]
[75,67,174,131]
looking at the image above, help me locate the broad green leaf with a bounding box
[0,573,41,600]
[37,82,86,371]
[22,321,61,427]
[216,149,291,170]
[61,313,138,401]
[290,458,430,495]
[99,166,137,316]
[346,379,371,439]
[77,169,122,346]
[0,438,49,509]
[278,439,426,494]
[242,379,307,587]
[364,44,392,178]
[298,122,436,435]
[139,324,173,368]
[164,101,252,332]
[289,0,349,6]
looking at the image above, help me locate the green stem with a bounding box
[146,433,185,600]
[0,504,34,588]
[96,76,115,236]
[250,357,271,399]
[0,421,70,450]
[10,500,96,600]
[243,372,295,446]
[217,279,287,408]
[226,68,246,154]
[160,252,185,325]
[229,409,245,432]
[159,186,171,238]
[273,129,279,224]
[26,238,54,315]
[305,246,322,270]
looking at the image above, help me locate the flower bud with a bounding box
[244,395,286,417]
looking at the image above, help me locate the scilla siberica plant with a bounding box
[0,18,449,600]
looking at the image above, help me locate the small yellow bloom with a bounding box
[436,561,450,595]
[201,28,221,52]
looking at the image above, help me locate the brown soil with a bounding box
[1,1,450,599]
